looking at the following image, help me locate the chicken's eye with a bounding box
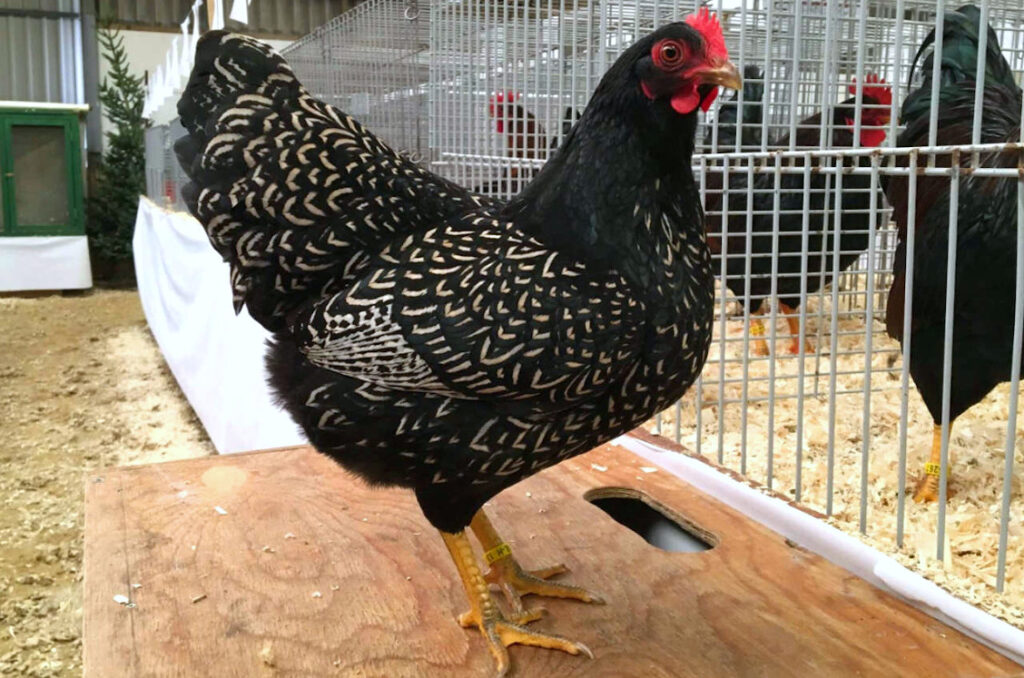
[654,40,687,70]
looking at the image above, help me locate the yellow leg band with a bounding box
[750,323,765,337]
[484,542,512,565]
[924,462,941,477]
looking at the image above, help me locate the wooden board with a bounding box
[83,439,1024,678]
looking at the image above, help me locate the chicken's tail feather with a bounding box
[178,32,293,138]
[175,31,302,218]
[901,5,1017,130]
[174,32,484,330]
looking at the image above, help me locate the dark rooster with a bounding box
[476,91,580,197]
[883,5,1022,503]
[701,65,763,314]
[558,105,582,141]
[704,64,764,156]
[706,74,892,357]
[701,65,764,228]
[175,12,738,675]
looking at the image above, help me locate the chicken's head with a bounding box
[845,74,893,147]
[488,91,519,134]
[636,9,741,115]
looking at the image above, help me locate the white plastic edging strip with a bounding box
[0,101,90,113]
[613,434,1024,667]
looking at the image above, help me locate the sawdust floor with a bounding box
[653,290,1024,630]
[0,290,214,677]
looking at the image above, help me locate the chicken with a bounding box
[704,64,764,156]
[882,4,1022,503]
[702,65,764,229]
[705,74,892,357]
[476,92,580,197]
[484,91,546,196]
[175,12,739,675]
[557,105,582,144]
[701,64,763,314]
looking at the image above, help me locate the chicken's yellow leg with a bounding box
[750,307,771,357]
[469,510,605,615]
[440,530,592,677]
[913,425,946,503]
[778,302,814,355]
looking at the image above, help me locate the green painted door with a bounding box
[0,111,84,237]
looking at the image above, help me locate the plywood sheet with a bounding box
[83,439,1023,677]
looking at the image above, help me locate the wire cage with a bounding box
[144,120,190,212]
[153,0,1024,627]
[424,0,1024,622]
[144,124,168,205]
[675,0,1024,622]
[282,0,431,161]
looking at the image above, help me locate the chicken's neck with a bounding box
[504,104,705,298]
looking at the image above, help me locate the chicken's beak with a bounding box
[695,60,742,91]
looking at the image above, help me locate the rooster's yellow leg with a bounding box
[440,530,593,677]
[778,302,814,355]
[469,510,605,615]
[913,425,946,503]
[750,308,771,357]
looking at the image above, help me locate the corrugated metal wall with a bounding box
[0,0,75,11]
[0,0,360,103]
[97,0,357,38]
[0,0,83,103]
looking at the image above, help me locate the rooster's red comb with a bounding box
[685,7,728,62]
[849,73,892,106]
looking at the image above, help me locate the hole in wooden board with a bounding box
[585,487,716,553]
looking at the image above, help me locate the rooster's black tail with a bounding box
[901,5,1017,129]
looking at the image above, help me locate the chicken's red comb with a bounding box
[685,7,728,61]
[849,73,892,106]
[488,90,517,118]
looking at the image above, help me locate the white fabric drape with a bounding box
[229,0,250,24]
[133,197,306,454]
[210,0,225,30]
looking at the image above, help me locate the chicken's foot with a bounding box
[777,302,814,355]
[440,530,592,677]
[469,509,605,615]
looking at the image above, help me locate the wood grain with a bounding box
[84,439,1023,677]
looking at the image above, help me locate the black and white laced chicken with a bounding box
[176,12,738,674]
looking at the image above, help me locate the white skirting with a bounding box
[0,236,92,291]
[132,196,306,454]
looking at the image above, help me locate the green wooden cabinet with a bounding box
[0,107,85,237]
